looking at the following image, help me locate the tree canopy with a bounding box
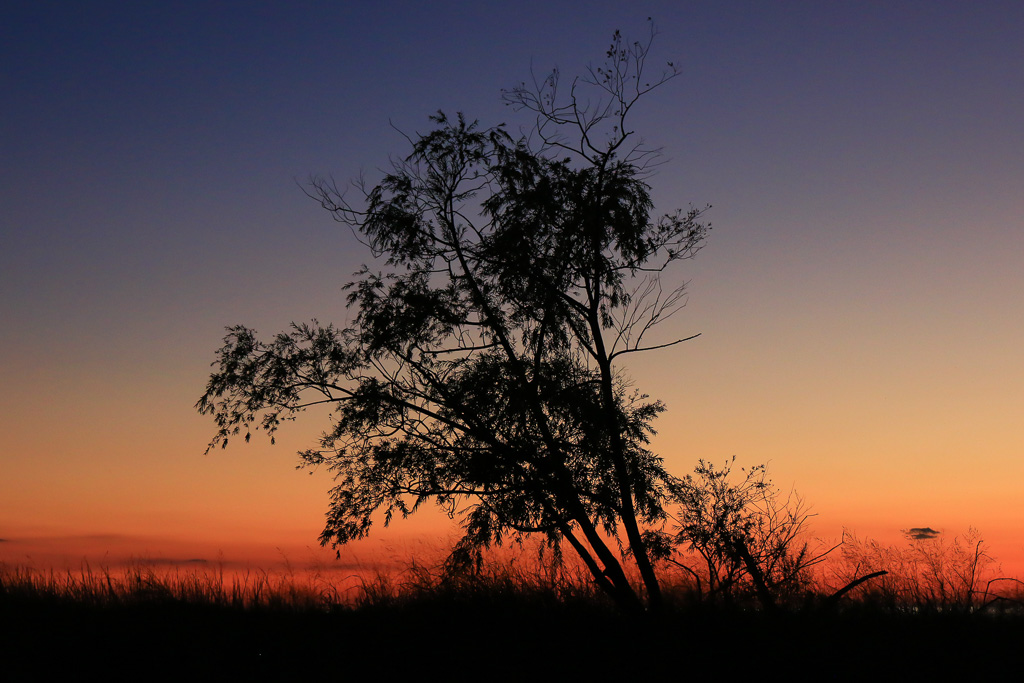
[198,26,709,610]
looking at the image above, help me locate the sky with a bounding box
[2,1,1023,576]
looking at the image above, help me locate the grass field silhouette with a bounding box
[3,538,1023,679]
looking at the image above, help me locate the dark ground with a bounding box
[2,594,1022,680]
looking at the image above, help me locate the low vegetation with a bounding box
[3,535,1023,678]
[0,561,342,612]
[2,538,1021,615]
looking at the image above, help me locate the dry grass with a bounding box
[821,528,1024,614]
[3,532,1023,616]
[0,560,344,612]
[0,547,614,616]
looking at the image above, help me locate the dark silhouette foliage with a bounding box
[198,24,709,610]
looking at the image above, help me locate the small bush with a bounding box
[666,458,833,608]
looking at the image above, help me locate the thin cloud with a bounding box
[904,527,941,540]
[130,557,211,566]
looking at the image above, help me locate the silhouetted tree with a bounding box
[197,24,709,610]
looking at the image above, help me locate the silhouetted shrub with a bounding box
[666,458,833,608]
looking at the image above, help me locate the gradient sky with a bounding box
[2,1,1022,574]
